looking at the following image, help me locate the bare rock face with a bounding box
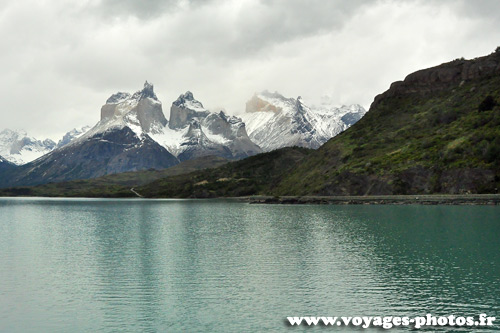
[56,126,91,148]
[169,91,210,129]
[156,92,261,161]
[100,81,167,134]
[371,49,500,109]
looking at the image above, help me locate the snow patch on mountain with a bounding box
[241,91,366,151]
[155,92,261,161]
[56,126,91,148]
[0,129,56,165]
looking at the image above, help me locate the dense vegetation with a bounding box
[276,75,500,195]
[137,147,312,197]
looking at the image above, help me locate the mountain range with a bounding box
[2,48,499,197]
[0,126,90,165]
[0,82,363,187]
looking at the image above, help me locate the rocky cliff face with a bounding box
[100,82,167,134]
[371,48,500,109]
[241,91,366,151]
[151,92,261,161]
[168,91,210,129]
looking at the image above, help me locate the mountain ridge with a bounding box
[0,82,366,188]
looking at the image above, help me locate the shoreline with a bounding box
[1,194,499,205]
[239,194,500,205]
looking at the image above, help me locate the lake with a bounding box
[0,198,499,332]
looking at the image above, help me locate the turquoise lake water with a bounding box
[0,198,499,332]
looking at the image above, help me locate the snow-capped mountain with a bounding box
[7,82,180,185]
[0,82,261,187]
[151,91,261,161]
[0,129,56,165]
[73,84,260,161]
[56,126,91,148]
[241,91,366,151]
[0,83,364,188]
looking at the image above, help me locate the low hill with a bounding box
[0,155,228,197]
[136,147,312,198]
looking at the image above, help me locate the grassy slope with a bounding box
[137,147,312,198]
[276,75,500,195]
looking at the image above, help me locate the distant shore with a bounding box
[240,194,500,205]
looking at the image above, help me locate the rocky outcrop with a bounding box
[169,91,210,129]
[371,48,500,109]
[56,126,91,148]
[100,81,167,134]
[153,92,261,161]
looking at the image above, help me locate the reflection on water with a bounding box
[0,198,499,332]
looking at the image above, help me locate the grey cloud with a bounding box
[137,0,374,61]
[0,0,500,138]
[92,0,213,19]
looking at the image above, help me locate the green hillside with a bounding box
[277,73,500,195]
[137,147,312,198]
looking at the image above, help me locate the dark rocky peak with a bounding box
[173,91,204,109]
[260,90,285,100]
[42,139,56,149]
[182,91,194,100]
[218,110,228,121]
[132,81,158,101]
[295,96,307,114]
[106,92,131,104]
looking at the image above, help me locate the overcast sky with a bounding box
[1,0,500,139]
